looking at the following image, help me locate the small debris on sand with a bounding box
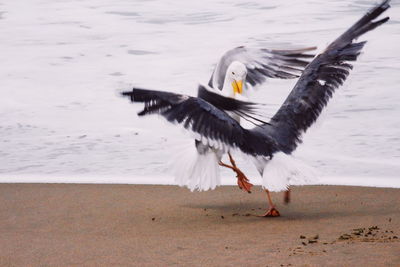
[338,225,398,243]
[339,234,351,240]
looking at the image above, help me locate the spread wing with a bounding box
[256,0,390,154]
[208,46,316,90]
[121,87,277,157]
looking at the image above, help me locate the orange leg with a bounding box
[261,189,280,217]
[219,153,253,193]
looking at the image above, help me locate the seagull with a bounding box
[122,0,390,217]
[204,46,318,203]
[208,46,316,204]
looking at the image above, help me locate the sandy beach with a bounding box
[0,184,399,266]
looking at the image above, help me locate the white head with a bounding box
[224,61,247,96]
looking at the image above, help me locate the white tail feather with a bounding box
[172,145,221,192]
[262,152,319,192]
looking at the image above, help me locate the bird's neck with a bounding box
[221,77,235,98]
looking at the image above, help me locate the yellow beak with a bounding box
[232,80,243,95]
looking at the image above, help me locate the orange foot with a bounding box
[218,160,253,193]
[235,168,253,193]
[260,207,281,217]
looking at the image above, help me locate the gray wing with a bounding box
[208,46,316,90]
[256,0,390,155]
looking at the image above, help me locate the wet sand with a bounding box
[0,184,399,267]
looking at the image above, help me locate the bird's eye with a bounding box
[232,72,235,75]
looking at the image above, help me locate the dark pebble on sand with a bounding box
[339,234,351,240]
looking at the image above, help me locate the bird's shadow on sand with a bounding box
[181,201,396,222]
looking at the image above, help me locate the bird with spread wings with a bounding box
[122,0,390,217]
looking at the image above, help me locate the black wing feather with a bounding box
[122,88,277,157]
[197,85,270,125]
[258,0,390,154]
[197,85,256,113]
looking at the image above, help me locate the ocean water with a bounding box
[0,0,399,187]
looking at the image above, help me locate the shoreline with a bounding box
[1,174,400,189]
